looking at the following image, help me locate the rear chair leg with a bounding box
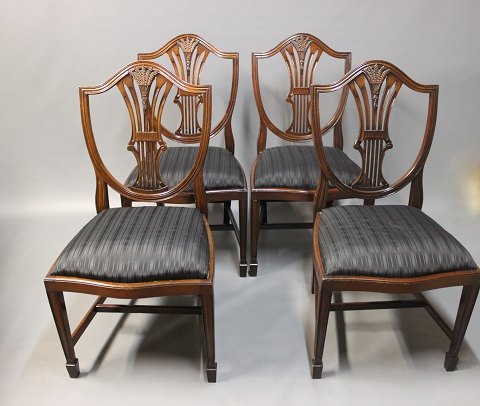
[261,201,268,223]
[333,292,348,366]
[46,289,80,378]
[120,195,133,207]
[311,266,315,294]
[201,292,217,382]
[223,201,231,225]
[444,285,479,371]
[249,199,260,276]
[239,198,248,277]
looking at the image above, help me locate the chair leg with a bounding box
[313,276,319,318]
[444,285,479,371]
[239,198,248,277]
[333,292,348,364]
[46,289,80,378]
[311,265,315,294]
[201,291,217,383]
[223,201,231,225]
[120,195,132,208]
[312,285,332,379]
[261,201,268,223]
[249,199,260,276]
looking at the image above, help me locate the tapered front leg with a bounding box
[201,291,217,382]
[46,288,80,378]
[444,285,479,371]
[312,285,332,379]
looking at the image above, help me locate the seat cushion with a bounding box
[51,206,210,282]
[318,205,477,278]
[126,146,245,192]
[253,145,361,189]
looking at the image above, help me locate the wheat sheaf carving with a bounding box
[292,36,312,68]
[363,64,390,107]
[177,37,199,71]
[177,37,198,53]
[129,66,159,110]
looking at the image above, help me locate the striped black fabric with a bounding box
[318,205,477,278]
[253,145,360,189]
[126,146,245,192]
[52,206,210,282]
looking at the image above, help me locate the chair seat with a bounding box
[318,205,477,278]
[51,206,210,282]
[253,145,361,189]
[126,146,246,192]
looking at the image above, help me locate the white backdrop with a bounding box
[1,0,479,384]
[1,0,479,214]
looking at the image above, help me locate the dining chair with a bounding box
[122,34,247,277]
[250,33,360,276]
[310,60,480,378]
[44,61,218,382]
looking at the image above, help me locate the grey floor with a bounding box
[1,202,479,405]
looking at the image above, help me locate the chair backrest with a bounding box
[252,33,351,153]
[138,34,239,151]
[311,60,439,211]
[79,61,212,213]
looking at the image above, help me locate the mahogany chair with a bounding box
[250,33,361,276]
[44,61,218,382]
[122,34,247,277]
[310,60,480,378]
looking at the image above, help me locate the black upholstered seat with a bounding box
[253,145,361,189]
[318,205,477,278]
[52,206,210,282]
[126,146,245,192]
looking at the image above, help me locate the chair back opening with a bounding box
[138,34,239,147]
[80,61,212,210]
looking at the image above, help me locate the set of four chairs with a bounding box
[44,33,480,383]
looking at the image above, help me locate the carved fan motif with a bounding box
[292,36,312,70]
[363,64,390,107]
[177,37,199,74]
[129,66,159,111]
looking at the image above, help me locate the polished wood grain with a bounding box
[310,60,480,378]
[45,61,217,382]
